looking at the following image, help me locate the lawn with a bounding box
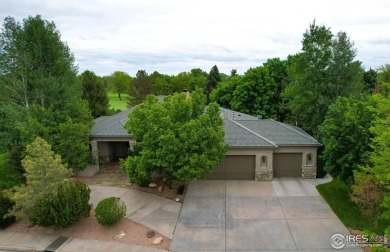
[0,153,23,190]
[108,91,129,111]
[317,178,389,234]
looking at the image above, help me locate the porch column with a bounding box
[129,139,136,151]
[91,140,99,162]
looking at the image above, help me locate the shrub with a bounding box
[351,171,385,227]
[0,192,15,228]
[29,179,91,228]
[95,197,126,226]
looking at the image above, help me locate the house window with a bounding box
[260,156,267,167]
[306,153,313,165]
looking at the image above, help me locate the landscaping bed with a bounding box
[125,177,189,203]
[4,209,170,250]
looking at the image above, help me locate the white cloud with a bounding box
[1,0,390,75]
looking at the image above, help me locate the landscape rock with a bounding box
[162,177,167,182]
[113,231,125,240]
[148,183,157,188]
[22,221,34,228]
[157,186,163,192]
[153,236,163,245]
[147,229,156,238]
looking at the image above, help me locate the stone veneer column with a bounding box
[255,167,273,181]
[302,167,316,179]
[91,140,99,162]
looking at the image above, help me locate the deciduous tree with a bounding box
[121,89,227,185]
[318,95,374,183]
[230,66,277,118]
[210,75,242,109]
[0,15,82,151]
[110,71,131,101]
[369,85,390,219]
[283,21,363,135]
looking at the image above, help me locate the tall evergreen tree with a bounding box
[128,70,152,106]
[6,137,72,219]
[363,68,378,93]
[80,70,109,118]
[205,65,221,103]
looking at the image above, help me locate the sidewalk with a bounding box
[0,231,166,252]
[89,185,182,239]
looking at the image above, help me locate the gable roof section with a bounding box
[91,106,321,148]
[220,108,320,147]
[237,120,321,146]
[223,119,276,148]
[91,108,133,137]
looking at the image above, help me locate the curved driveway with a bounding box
[170,179,362,251]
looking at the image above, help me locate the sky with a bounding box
[1,0,390,76]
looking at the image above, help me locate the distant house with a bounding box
[85,107,321,181]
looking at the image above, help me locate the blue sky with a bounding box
[1,0,389,76]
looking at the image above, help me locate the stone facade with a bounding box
[302,168,316,179]
[255,168,273,181]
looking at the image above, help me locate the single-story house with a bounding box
[85,107,321,181]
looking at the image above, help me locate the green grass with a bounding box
[317,178,389,234]
[0,153,23,190]
[108,91,129,111]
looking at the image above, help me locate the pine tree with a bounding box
[205,65,221,103]
[7,137,72,219]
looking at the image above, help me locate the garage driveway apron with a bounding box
[170,179,362,251]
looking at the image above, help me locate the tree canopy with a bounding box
[230,66,277,118]
[128,70,152,106]
[205,65,221,103]
[283,21,364,135]
[0,15,93,172]
[110,71,131,101]
[318,95,374,183]
[0,15,78,110]
[121,89,227,185]
[6,137,72,219]
[80,70,109,118]
[369,86,390,218]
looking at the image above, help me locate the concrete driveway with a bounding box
[170,179,362,251]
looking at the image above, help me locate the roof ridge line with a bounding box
[270,120,318,142]
[231,119,278,147]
